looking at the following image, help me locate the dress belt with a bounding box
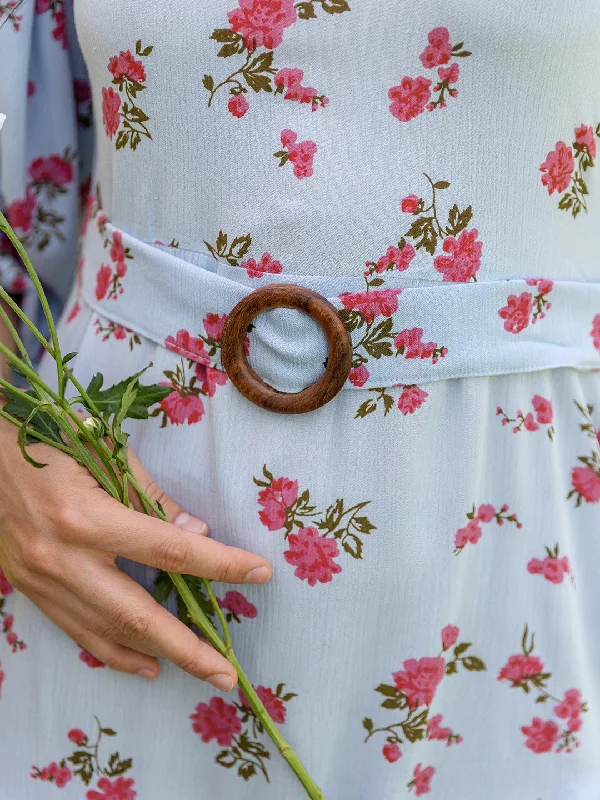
[78,215,600,405]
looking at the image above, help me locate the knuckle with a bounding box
[6,561,33,592]
[152,535,193,573]
[112,608,154,642]
[19,537,53,575]
[52,502,89,543]
[212,553,238,584]
[175,651,205,678]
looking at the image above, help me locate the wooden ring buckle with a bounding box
[220,283,353,414]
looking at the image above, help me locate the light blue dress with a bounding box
[1,2,600,798]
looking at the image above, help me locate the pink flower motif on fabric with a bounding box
[241,252,283,279]
[568,401,600,506]
[283,526,342,586]
[339,288,403,324]
[499,626,587,754]
[274,67,328,110]
[540,124,599,217]
[527,544,573,586]
[254,464,375,585]
[217,590,258,622]
[364,626,485,780]
[454,503,522,554]
[79,648,105,668]
[389,27,471,122]
[408,763,436,796]
[496,394,555,440]
[31,719,135,794]
[190,697,242,746]
[103,42,153,150]
[591,314,600,353]
[275,129,318,179]
[433,228,482,282]
[191,682,297,783]
[227,0,297,51]
[499,280,553,334]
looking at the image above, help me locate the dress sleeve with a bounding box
[0,0,94,311]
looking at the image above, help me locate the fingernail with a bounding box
[244,566,271,584]
[137,668,158,681]
[174,512,208,535]
[207,673,234,692]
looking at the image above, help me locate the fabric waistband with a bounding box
[78,216,600,393]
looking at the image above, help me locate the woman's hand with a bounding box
[0,416,271,690]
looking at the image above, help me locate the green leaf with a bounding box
[238,762,256,781]
[375,683,402,698]
[322,0,351,13]
[353,516,375,534]
[381,697,404,709]
[433,180,450,189]
[3,391,64,446]
[406,216,437,255]
[462,655,486,671]
[445,660,458,675]
[363,339,393,359]
[342,532,363,559]
[296,1,317,19]
[535,695,548,703]
[355,399,377,418]
[446,204,472,236]
[216,749,237,768]
[82,370,172,420]
[101,728,117,736]
[368,278,385,287]
[211,28,241,43]
[18,409,48,468]
[115,129,129,150]
[152,570,174,605]
[282,692,297,702]
[453,642,471,657]
[382,393,394,416]
[105,752,132,776]
[362,717,373,732]
[62,352,77,365]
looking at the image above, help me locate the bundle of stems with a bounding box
[0,210,323,799]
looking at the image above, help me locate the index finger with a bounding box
[82,491,272,585]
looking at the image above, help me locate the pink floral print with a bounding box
[498,625,587,754]
[339,265,447,416]
[496,394,555,439]
[94,216,134,302]
[388,27,471,122]
[204,0,343,115]
[540,124,600,217]
[356,384,429,419]
[568,400,600,505]
[35,0,66,48]
[102,40,153,150]
[6,149,75,251]
[527,544,574,586]
[94,317,141,349]
[0,567,26,661]
[454,503,522,554]
[274,129,318,179]
[254,464,375,583]
[408,762,436,796]
[151,320,234,427]
[363,625,485,794]
[374,174,482,281]
[498,279,553,334]
[591,314,600,353]
[0,1,23,30]
[217,590,258,622]
[190,682,297,783]
[204,229,284,278]
[79,648,106,669]
[31,718,136,795]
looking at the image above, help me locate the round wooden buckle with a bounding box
[220,283,353,414]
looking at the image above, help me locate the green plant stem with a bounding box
[0,211,64,396]
[0,284,55,360]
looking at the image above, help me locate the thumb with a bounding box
[126,447,209,536]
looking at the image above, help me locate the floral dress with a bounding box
[1,1,600,798]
